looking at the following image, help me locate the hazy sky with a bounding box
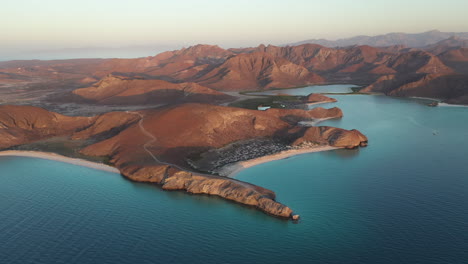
[2,0,468,59]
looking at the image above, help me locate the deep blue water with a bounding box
[1,86,468,263]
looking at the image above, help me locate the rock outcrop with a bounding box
[304,93,337,104]
[292,126,368,149]
[119,164,293,218]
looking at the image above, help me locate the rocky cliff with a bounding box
[293,126,368,149]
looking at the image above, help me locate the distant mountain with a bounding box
[423,36,468,55]
[3,38,468,104]
[289,30,468,48]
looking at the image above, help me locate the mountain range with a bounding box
[288,30,468,48]
[1,34,468,104]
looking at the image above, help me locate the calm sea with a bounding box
[1,85,468,263]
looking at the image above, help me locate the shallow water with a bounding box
[1,85,468,263]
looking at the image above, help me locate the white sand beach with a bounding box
[0,150,120,174]
[219,145,340,178]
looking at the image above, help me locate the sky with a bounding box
[1,0,468,60]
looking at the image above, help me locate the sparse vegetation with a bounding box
[351,86,365,93]
[8,137,109,164]
[228,95,302,110]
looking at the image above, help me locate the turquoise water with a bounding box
[250,84,359,95]
[1,86,468,263]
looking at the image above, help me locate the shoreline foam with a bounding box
[219,145,340,178]
[0,150,120,174]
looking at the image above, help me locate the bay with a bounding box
[1,85,468,263]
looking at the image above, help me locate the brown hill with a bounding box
[386,50,453,74]
[362,73,468,104]
[143,44,233,78]
[85,45,233,79]
[437,48,468,74]
[71,74,234,105]
[80,104,347,168]
[0,59,104,82]
[0,105,91,148]
[196,52,324,90]
[424,36,468,55]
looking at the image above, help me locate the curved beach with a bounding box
[219,145,340,178]
[0,146,342,178]
[0,151,120,174]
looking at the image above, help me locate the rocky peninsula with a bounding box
[0,103,367,219]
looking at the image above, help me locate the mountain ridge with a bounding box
[2,36,468,104]
[288,30,468,48]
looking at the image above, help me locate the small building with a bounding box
[257,105,271,111]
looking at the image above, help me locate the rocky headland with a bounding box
[0,104,367,219]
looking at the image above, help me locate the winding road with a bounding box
[126,111,213,174]
[125,111,261,189]
[126,111,174,167]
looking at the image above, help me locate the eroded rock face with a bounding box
[293,126,368,149]
[118,164,293,218]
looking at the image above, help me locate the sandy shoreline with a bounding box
[304,100,337,106]
[219,145,340,178]
[0,146,340,178]
[438,103,468,107]
[0,150,120,174]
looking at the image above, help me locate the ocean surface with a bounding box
[1,85,468,263]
